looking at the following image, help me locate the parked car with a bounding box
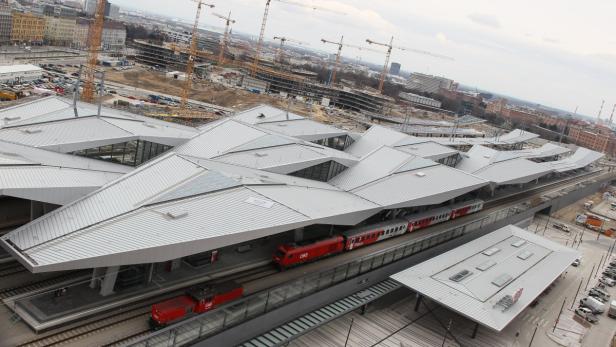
[572,258,581,267]
[553,223,570,232]
[580,297,606,314]
[601,277,616,286]
[590,287,610,302]
[575,307,599,323]
[609,300,616,318]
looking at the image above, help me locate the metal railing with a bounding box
[127,201,532,347]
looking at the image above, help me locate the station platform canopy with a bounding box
[391,225,579,332]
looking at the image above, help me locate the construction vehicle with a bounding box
[0,90,18,101]
[82,0,106,102]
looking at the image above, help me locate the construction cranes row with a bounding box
[82,0,453,117]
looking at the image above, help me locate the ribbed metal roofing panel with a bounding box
[391,225,579,331]
[540,147,604,173]
[249,185,379,225]
[23,187,309,269]
[5,154,205,250]
[175,119,268,158]
[395,141,459,160]
[103,118,196,146]
[394,156,439,174]
[353,164,488,208]
[0,97,70,127]
[473,158,553,185]
[231,104,304,124]
[0,117,134,149]
[229,134,296,153]
[0,166,121,205]
[0,140,130,173]
[345,125,410,157]
[256,119,348,142]
[330,146,413,191]
[149,170,240,205]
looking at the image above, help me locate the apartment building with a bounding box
[11,11,45,43]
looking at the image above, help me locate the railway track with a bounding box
[0,262,28,278]
[16,307,150,347]
[0,271,89,301]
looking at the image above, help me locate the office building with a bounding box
[390,62,401,76]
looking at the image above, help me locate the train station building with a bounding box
[0,96,606,334]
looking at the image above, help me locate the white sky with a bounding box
[110,0,616,117]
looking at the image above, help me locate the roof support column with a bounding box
[294,227,304,242]
[145,263,155,284]
[471,321,479,339]
[169,259,182,272]
[99,266,119,297]
[89,267,105,289]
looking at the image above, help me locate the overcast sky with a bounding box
[110,0,616,117]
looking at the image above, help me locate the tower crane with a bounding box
[212,11,235,65]
[321,37,384,85]
[82,0,106,102]
[179,0,215,113]
[367,36,454,93]
[273,36,307,64]
[252,0,343,76]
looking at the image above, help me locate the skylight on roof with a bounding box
[3,116,20,121]
[482,247,501,256]
[165,211,188,219]
[449,269,472,282]
[491,273,513,287]
[415,172,426,177]
[517,251,534,260]
[476,260,496,271]
[512,240,526,248]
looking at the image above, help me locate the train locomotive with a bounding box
[150,281,243,329]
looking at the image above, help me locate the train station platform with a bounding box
[4,234,284,332]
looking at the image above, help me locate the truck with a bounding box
[585,215,604,230]
[609,300,616,318]
[580,296,606,314]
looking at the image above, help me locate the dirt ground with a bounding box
[552,190,613,229]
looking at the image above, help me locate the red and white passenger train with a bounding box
[273,199,484,268]
[149,199,484,327]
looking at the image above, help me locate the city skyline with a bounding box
[112,0,616,118]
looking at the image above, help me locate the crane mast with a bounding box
[252,0,271,76]
[82,0,106,102]
[180,1,214,112]
[213,11,235,65]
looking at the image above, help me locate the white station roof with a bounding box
[391,225,579,331]
[0,140,130,205]
[0,101,602,273]
[424,129,540,147]
[0,96,197,152]
[346,125,459,161]
[456,145,567,186]
[232,104,348,142]
[540,147,604,173]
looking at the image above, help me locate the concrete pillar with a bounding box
[99,266,120,297]
[170,258,182,271]
[471,322,479,338]
[30,201,44,221]
[414,294,422,312]
[145,263,155,284]
[89,267,105,289]
[294,227,304,242]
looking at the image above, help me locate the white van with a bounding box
[580,297,606,314]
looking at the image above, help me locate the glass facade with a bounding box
[70,140,172,166]
[311,135,354,151]
[289,160,347,182]
[436,154,460,167]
